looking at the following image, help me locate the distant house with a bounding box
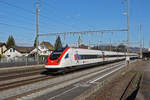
[148,48,150,52]
[4,46,35,58]
[40,41,54,51]
[79,44,89,49]
[0,42,7,55]
[30,41,54,56]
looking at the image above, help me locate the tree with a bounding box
[117,44,127,52]
[6,35,15,49]
[34,37,39,47]
[65,44,68,48]
[54,36,62,49]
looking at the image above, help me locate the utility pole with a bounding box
[143,41,144,51]
[88,34,90,49]
[100,32,103,51]
[109,39,112,51]
[149,40,150,48]
[139,24,142,59]
[126,0,130,53]
[88,40,90,49]
[36,0,39,64]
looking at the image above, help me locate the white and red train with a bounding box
[45,47,138,73]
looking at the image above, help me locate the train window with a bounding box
[49,48,66,60]
[53,48,66,52]
[65,53,69,59]
[78,55,81,60]
[98,55,102,58]
[79,55,100,60]
[49,53,61,60]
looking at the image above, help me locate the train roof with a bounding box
[69,47,138,55]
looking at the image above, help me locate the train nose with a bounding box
[46,59,60,65]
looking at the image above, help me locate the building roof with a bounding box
[79,44,88,49]
[40,41,54,50]
[11,46,35,53]
[0,42,6,47]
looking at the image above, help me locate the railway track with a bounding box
[0,62,124,91]
[0,75,54,91]
[0,69,46,81]
[7,61,127,100]
[0,61,129,100]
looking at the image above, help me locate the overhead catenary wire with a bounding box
[0,0,80,30]
[0,0,108,32]
[0,10,58,31]
[0,0,131,48]
[39,29,127,36]
[0,15,35,26]
[0,22,35,31]
[40,0,57,11]
[0,0,35,14]
[0,9,35,23]
[40,0,96,30]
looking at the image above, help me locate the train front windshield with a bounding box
[49,48,66,60]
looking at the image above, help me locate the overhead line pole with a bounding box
[38,29,127,36]
[139,24,143,59]
[36,0,39,64]
[126,0,130,53]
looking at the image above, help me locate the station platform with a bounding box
[136,61,150,100]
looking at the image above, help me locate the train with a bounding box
[45,47,139,73]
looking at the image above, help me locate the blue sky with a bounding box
[0,0,149,48]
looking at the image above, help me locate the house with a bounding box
[40,41,54,51]
[30,41,54,56]
[0,42,7,55]
[148,48,150,52]
[4,46,35,58]
[79,44,89,49]
[30,46,51,56]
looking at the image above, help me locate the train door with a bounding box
[64,49,72,66]
[102,52,105,62]
[64,53,71,65]
[74,51,79,64]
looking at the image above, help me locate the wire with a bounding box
[0,15,35,26]
[40,0,57,11]
[0,22,35,31]
[0,0,78,30]
[0,10,58,31]
[0,0,35,14]
[40,0,96,30]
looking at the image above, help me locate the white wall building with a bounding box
[4,48,22,58]
[30,45,52,56]
[148,48,150,52]
[4,46,35,58]
[30,41,54,56]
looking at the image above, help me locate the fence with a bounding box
[0,57,46,68]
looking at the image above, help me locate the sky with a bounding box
[0,0,149,48]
